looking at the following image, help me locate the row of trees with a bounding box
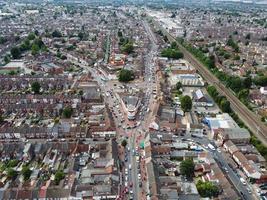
[177,38,215,70]
[207,85,232,113]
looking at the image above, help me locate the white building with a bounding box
[260,87,267,95]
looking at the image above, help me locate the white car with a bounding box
[125,168,128,175]
[129,164,132,170]
[138,174,141,180]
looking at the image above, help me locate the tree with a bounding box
[226,38,239,52]
[34,30,39,36]
[4,55,10,64]
[8,70,16,75]
[176,81,182,90]
[238,89,249,101]
[161,48,184,59]
[31,82,41,94]
[118,30,123,37]
[0,36,7,44]
[20,39,31,51]
[31,43,40,56]
[121,42,134,54]
[52,30,62,38]
[78,32,84,40]
[118,69,134,82]
[220,99,231,113]
[0,113,3,123]
[253,76,267,86]
[207,85,218,98]
[27,32,36,40]
[7,160,18,168]
[7,168,18,180]
[245,33,251,40]
[180,95,192,112]
[244,77,252,89]
[121,139,127,147]
[21,165,32,181]
[171,41,177,49]
[180,159,195,178]
[54,170,65,185]
[196,180,219,198]
[10,47,21,59]
[62,107,73,118]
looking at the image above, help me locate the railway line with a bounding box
[153,20,267,146]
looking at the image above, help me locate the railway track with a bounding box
[154,20,267,145]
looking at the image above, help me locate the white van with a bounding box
[240,177,246,185]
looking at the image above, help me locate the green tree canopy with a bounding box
[52,30,62,38]
[63,107,73,118]
[31,43,40,56]
[180,95,192,112]
[0,36,7,44]
[31,82,41,94]
[55,170,65,185]
[180,159,195,178]
[78,32,84,40]
[27,32,36,40]
[220,99,232,113]
[21,165,32,181]
[11,47,21,59]
[226,38,239,52]
[161,48,184,59]
[196,180,219,198]
[118,69,134,82]
[176,81,182,90]
[7,168,18,180]
[243,77,252,89]
[121,139,127,147]
[121,42,134,54]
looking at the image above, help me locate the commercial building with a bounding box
[120,95,140,120]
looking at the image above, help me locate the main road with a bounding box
[150,18,267,146]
